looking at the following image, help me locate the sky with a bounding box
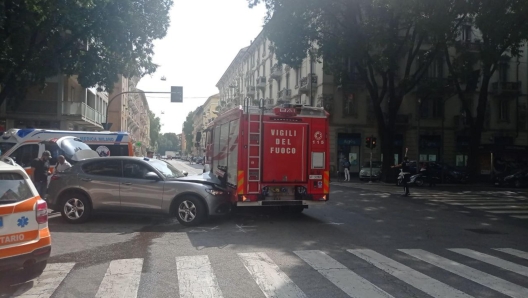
[137,0,267,134]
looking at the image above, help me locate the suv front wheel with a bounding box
[174,196,206,226]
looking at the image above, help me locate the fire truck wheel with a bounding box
[174,196,206,226]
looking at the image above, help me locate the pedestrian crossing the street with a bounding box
[331,182,528,220]
[5,247,528,298]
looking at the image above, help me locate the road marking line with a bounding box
[238,252,306,298]
[511,215,528,219]
[176,255,223,298]
[295,250,393,298]
[449,248,528,277]
[493,248,528,260]
[487,210,528,214]
[445,201,519,205]
[12,263,75,298]
[348,249,472,298]
[95,259,143,298]
[400,249,528,298]
[467,205,528,210]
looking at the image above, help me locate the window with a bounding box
[499,63,508,81]
[462,25,471,42]
[295,68,299,86]
[456,155,468,167]
[123,161,152,179]
[150,160,184,178]
[227,119,240,185]
[0,173,34,203]
[278,79,282,93]
[343,94,356,117]
[269,84,273,101]
[70,87,75,102]
[286,74,290,89]
[219,123,229,167]
[82,160,122,177]
[499,99,510,122]
[9,144,39,168]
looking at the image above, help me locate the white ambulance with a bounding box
[0,159,51,275]
[0,128,134,165]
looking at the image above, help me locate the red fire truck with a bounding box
[203,104,330,212]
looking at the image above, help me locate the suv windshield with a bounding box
[149,160,184,178]
[0,172,34,204]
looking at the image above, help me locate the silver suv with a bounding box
[47,157,231,226]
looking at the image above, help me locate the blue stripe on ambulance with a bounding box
[115,133,124,145]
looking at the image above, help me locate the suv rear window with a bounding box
[0,172,34,204]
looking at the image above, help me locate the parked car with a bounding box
[47,157,231,226]
[501,168,528,188]
[359,161,382,181]
[0,159,51,275]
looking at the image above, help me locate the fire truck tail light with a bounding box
[311,152,325,169]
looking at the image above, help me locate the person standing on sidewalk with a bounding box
[31,151,51,198]
[343,158,351,181]
[392,156,411,196]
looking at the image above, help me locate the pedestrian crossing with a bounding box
[331,182,528,220]
[5,247,528,298]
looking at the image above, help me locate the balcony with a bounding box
[246,86,256,96]
[491,81,521,96]
[6,99,58,115]
[62,101,103,125]
[299,74,318,92]
[270,64,283,79]
[278,89,292,101]
[256,76,267,89]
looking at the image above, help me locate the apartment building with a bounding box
[0,75,108,131]
[128,91,151,156]
[217,31,528,177]
[191,106,204,156]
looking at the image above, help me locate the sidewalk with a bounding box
[331,179,524,193]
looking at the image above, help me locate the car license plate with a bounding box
[0,217,3,228]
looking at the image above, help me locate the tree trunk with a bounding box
[466,75,491,181]
[380,123,395,182]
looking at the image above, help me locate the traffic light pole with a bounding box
[369,134,373,184]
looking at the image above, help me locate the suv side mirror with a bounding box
[183,171,188,176]
[144,172,160,181]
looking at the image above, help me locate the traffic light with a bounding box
[371,137,377,149]
[365,137,371,148]
[171,86,183,102]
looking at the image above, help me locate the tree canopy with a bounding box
[149,111,162,150]
[0,0,173,108]
[182,111,195,153]
[249,0,465,178]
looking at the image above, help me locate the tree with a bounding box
[182,111,195,153]
[149,111,162,150]
[249,0,464,180]
[444,0,528,179]
[164,133,181,151]
[0,0,173,109]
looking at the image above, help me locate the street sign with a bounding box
[171,86,183,102]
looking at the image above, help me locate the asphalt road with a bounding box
[2,166,528,298]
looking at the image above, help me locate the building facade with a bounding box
[216,30,528,178]
[191,106,204,157]
[0,75,108,131]
[127,91,151,156]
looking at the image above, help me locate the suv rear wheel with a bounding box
[60,192,91,224]
[174,196,206,226]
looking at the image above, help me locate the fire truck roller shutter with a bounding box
[262,122,308,183]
